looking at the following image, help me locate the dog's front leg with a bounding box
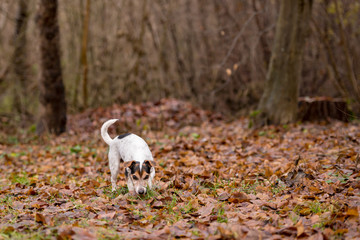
[148,167,156,189]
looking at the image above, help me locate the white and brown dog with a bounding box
[101,119,155,195]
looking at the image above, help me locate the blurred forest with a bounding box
[0,0,359,124]
[1,2,360,238]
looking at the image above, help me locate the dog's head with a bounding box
[124,160,155,195]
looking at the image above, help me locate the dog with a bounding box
[101,119,155,195]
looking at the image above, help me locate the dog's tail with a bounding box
[101,119,118,145]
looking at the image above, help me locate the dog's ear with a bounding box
[125,167,131,179]
[144,160,156,168]
[124,161,135,178]
[124,160,135,169]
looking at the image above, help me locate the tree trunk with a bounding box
[12,0,29,118]
[81,0,90,109]
[256,0,313,126]
[37,0,67,135]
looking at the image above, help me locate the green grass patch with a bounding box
[166,194,178,214]
[10,172,30,186]
[326,171,351,184]
[308,201,324,214]
[164,192,184,224]
[270,181,286,195]
[0,195,14,216]
[138,187,160,200]
[70,145,82,154]
[239,180,260,194]
[289,211,300,225]
[0,230,53,240]
[96,228,123,240]
[217,204,228,223]
[191,133,200,140]
[181,201,196,214]
[103,186,129,199]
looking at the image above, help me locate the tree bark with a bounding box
[12,0,29,117]
[37,0,67,135]
[81,0,90,109]
[256,0,313,126]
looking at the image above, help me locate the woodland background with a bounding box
[1,1,360,239]
[0,0,360,123]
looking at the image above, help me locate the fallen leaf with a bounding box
[217,192,230,201]
[34,213,47,225]
[97,211,116,220]
[197,203,215,218]
[152,201,164,209]
[295,220,305,237]
[228,192,250,203]
[345,208,359,217]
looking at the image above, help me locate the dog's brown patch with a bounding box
[124,161,153,180]
[124,160,136,169]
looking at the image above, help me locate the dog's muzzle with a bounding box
[136,187,146,195]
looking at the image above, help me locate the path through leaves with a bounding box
[0,99,359,239]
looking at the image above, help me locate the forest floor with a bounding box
[0,99,359,240]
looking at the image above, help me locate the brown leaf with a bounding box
[26,188,37,195]
[228,192,250,203]
[295,220,305,237]
[217,192,229,201]
[345,208,359,217]
[190,165,206,176]
[97,211,116,220]
[30,200,48,210]
[197,203,215,218]
[58,226,97,240]
[88,219,108,226]
[299,207,311,216]
[276,226,297,236]
[83,180,100,188]
[1,226,15,234]
[152,200,164,209]
[323,183,335,195]
[34,213,47,225]
[12,201,25,210]
[13,220,35,229]
[334,229,348,235]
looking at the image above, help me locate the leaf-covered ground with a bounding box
[0,99,359,239]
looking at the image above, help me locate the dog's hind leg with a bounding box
[108,149,120,192]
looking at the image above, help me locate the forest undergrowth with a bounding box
[0,99,359,239]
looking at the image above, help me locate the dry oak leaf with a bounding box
[88,219,108,226]
[190,165,207,176]
[197,203,215,218]
[276,226,297,237]
[345,208,359,218]
[217,192,230,201]
[152,200,164,209]
[295,220,305,238]
[13,220,35,229]
[11,201,25,210]
[97,211,116,220]
[58,226,97,240]
[34,212,48,225]
[228,192,250,203]
[197,193,217,205]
